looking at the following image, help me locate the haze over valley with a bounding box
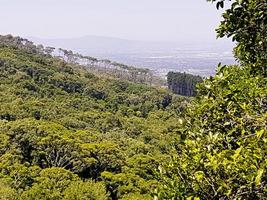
[30,35,236,77]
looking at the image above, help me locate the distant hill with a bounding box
[29,35,145,54]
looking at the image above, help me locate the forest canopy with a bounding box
[0,35,189,199]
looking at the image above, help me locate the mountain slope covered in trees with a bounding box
[0,34,164,87]
[0,37,188,199]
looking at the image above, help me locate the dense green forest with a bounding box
[0,0,266,199]
[167,72,203,96]
[0,35,190,199]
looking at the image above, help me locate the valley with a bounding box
[30,35,236,77]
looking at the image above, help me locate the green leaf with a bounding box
[255,169,264,186]
[194,171,204,182]
[256,129,264,139]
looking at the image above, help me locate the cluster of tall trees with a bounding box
[0,35,54,56]
[167,72,203,96]
[56,47,157,85]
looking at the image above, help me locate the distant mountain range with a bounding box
[29,35,236,77]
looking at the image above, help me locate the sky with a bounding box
[0,0,228,43]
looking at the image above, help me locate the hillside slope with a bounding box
[0,38,188,199]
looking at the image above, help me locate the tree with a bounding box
[0,181,18,200]
[63,180,108,200]
[21,168,79,200]
[208,0,267,72]
[156,0,267,199]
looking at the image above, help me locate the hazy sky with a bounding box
[0,0,227,42]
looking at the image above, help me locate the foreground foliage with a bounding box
[157,65,267,199]
[156,0,267,199]
[209,0,267,72]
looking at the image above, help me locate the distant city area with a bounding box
[94,50,235,77]
[30,35,236,77]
